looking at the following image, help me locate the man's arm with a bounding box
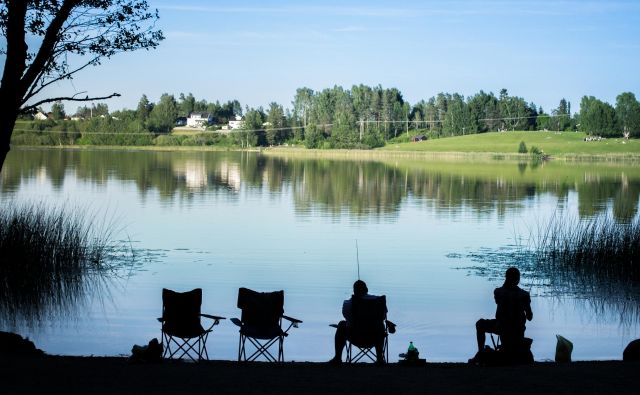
[525,294,533,321]
[342,299,352,322]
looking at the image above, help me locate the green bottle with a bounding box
[408,341,416,352]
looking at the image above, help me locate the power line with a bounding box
[12,113,570,136]
[11,128,155,136]
[357,114,569,125]
[11,124,336,135]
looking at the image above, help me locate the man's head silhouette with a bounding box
[505,267,520,287]
[353,280,368,297]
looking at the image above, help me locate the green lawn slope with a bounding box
[380,131,640,157]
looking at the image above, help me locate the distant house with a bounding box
[412,134,427,142]
[187,112,213,128]
[175,117,187,127]
[34,111,49,121]
[228,115,244,130]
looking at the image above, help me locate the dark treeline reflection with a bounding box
[2,149,640,221]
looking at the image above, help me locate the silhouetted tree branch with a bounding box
[21,92,122,114]
[0,0,164,170]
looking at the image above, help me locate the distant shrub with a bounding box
[155,135,186,146]
[530,146,543,155]
[518,141,528,153]
[11,120,81,145]
[182,133,227,146]
[388,134,412,144]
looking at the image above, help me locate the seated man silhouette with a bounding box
[473,267,533,361]
[329,280,386,364]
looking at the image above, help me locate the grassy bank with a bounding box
[9,130,640,162]
[381,131,640,158]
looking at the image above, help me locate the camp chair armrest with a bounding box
[230,317,242,327]
[282,315,302,324]
[201,314,226,320]
[385,320,397,334]
[329,323,339,328]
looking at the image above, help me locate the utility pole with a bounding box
[405,109,409,136]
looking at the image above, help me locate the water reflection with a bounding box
[2,148,640,360]
[2,149,639,221]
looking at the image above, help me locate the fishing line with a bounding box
[356,239,360,280]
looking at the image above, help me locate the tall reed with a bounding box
[533,213,640,323]
[534,214,640,283]
[0,201,128,328]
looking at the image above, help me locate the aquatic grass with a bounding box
[0,201,132,328]
[534,214,640,284]
[532,213,640,323]
[461,214,640,324]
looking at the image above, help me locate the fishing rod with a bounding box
[356,239,360,280]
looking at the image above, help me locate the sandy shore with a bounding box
[1,356,638,394]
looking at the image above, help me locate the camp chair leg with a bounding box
[238,335,284,362]
[384,336,389,363]
[161,333,210,362]
[245,337,279,362]
[345,336,389,364]
[490,334,501,351]
[238,334,244,361]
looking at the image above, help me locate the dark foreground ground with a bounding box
[1,356,638,394]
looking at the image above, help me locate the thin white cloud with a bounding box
[156,1,640,18]
[156,4,425,18]
[165,31,213,40]
[332,26,367,33]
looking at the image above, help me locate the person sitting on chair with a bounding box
[329,280,386,364]
[473,267,533,358]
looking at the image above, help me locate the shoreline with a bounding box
[2,355,638,394]
[9,144,640,163]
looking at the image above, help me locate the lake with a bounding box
[1,148,639,362]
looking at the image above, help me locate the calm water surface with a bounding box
[1,148,639,361]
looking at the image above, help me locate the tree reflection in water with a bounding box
[2,149,639,221]
[2,148,639,326]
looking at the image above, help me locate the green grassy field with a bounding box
[380,131,640,157]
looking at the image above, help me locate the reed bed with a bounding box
[532,214,640,323]
[464,214,640,324]
[0,201,129,328]
[535,214,640,283]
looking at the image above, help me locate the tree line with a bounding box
[13,87,640,149]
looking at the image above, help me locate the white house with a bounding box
[187,112,212,128]
[34,111,49,120]
[228,115,243,130]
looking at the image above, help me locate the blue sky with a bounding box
[47,0,640,113]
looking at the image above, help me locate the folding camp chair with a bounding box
[230,287,302,362]
[489,331,533,361]
[490,333,501,351]
[333,295,396,364]
[158,288,225,362]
